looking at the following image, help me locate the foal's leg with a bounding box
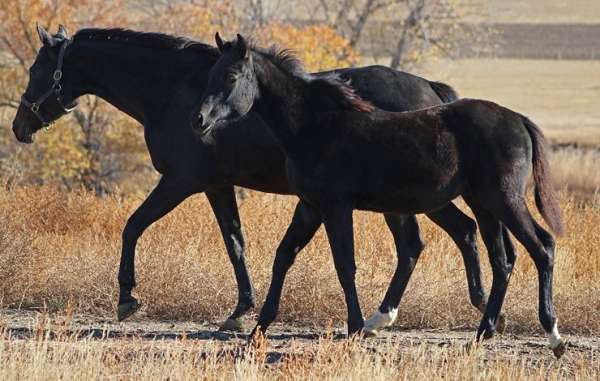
[206,186,255,331]
[322,206,364,335]
[365,214,423,332]
[118,176,197,321]
[494,200,565,358]
[467,206,516,341]
[251,200,322,336]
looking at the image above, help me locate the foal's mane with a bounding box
[248,43,374,113]
[73,28,221,58]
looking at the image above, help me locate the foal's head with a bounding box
[192,33,258,136]
[192,33,374,136]
[12,25,78,143]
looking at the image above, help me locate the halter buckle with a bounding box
[31,103,39,112]
[53,70,63,81]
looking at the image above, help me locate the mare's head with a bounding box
[192,33,258,135]
[12,25,78,143]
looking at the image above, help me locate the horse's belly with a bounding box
[356,185,462,214]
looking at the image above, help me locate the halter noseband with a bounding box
[20,38,77,129]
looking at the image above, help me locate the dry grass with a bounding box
[0,313,598,380]
[411,58,600,148]
[549,148,600,196]
[479,0,600,24]
[0,183,598,334]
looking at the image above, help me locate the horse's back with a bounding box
[322,65,450,111]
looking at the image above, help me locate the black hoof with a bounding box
[552,341,567,359]
[219,318,246,332]
[117,299,140,322]
[495,313,507,334]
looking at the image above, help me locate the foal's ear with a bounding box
[215,32,225,53]
[36,23,56,47]
[56,24,69,40]
[236,34,249,59]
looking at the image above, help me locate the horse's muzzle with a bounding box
[12,122,34,144]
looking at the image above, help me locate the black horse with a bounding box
[12,25,495,332]
[194,34,566,357]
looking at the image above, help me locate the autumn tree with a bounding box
[309,0,493,70]
[0,0,152,195]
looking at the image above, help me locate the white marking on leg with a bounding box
[548,322,562,349]
[364,308,398,330]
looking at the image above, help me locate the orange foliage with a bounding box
[255,23,360,71]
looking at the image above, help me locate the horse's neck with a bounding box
[66,41,208,125]
[254,58,311,157]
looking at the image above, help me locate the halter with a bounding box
[20,38,77,129]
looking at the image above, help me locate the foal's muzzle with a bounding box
[191,112,216,136]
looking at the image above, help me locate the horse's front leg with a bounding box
[117,176,197,321]
[364,214,423,333]
[322,205,364,335]
[206,186,255,331]
[250,200,321,338]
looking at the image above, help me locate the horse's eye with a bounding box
[227,74,237,85]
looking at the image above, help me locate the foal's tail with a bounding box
[429,81,459,103]
[521,116,564,235]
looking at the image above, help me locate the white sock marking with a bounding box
[548,322,562,349]
[364,308,398,330]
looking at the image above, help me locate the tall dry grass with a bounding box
[0,179,598,334]
[0,313,597,380]
[549,147,600,197]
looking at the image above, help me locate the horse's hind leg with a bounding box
[466,203,516,342]
[493,199,565,358]
[207,186,255,332]
[427,204,508,332]
[251,200,322,337]
[364,214,423,332]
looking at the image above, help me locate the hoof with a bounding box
[219,318,245,332]
[482,327,495,340]
[495,313,507,334]
[552,341,567,359]
[117,299,140,322]
[361,328,379,338]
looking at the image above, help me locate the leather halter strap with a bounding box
[20,38,77,128]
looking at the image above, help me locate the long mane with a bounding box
[249,43,374,113]
[73,28,221,59]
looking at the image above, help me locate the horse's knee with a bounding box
[122,216,143,242]
[459,218,479,252]
[272,246,297,273]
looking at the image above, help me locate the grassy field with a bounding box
[0,183,598,379]
[1,313,598,380]
[0,184,598,331]
[417,58,600,143]
[481,0,600,24]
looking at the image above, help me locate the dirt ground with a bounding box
[2,309,598,364]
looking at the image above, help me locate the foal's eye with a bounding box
[227,73,238,86]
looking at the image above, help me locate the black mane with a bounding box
[73,28,220,58]
[249,43,374,113]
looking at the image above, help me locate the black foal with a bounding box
[193,34,566,358]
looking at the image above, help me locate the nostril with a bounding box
[197,113,204,129]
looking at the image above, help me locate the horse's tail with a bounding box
[429,81,459,103]
[521,115,564,235]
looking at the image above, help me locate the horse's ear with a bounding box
[36,23,55,47]
[215,32,225,53]
[236,33,249,59]
[57,24,69,40]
